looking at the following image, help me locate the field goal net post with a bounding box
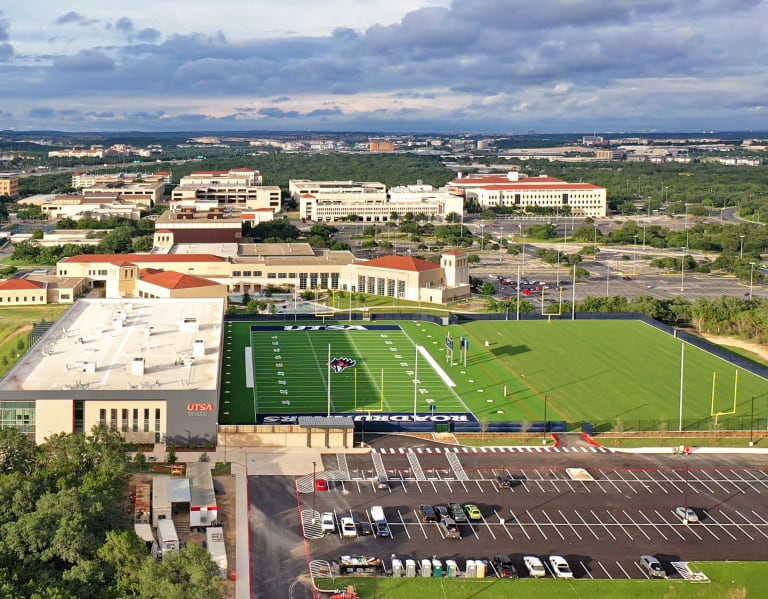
[710,370,739,424]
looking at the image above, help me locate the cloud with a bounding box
[52,50,115,72]
[136,28,160,42]
[0,10,12,59]
[258,107,299,119]
[115,17,134,33]
[55,11,98,27]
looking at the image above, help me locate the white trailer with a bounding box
[156,518,180,559]
[206,526,228,578]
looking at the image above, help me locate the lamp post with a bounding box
[680,247,687,292]
[498,225,503,264]
[555,249,560,288]
[312,460,317,523]
[633,234,638,274]
[593,224,598,253]
[740,234,745,259]
[606,261,610,298]
[642,222,647,251]
[479,224,485,251]
[749,261,756,299]
[521,234,527,269]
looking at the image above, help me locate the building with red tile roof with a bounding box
[0,278,47,305]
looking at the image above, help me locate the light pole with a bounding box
[740,234,745,259]
[606,261,610,297]
[479,224,485,252]
[749,261,756,299]
[633,234,638,275]
[593,224,598,253]
[521,234,527,269]
[555,250,560,288]
[312,460,317,523]
[498,226,503,264]
[680,247,687,292]
[642,222,647,251]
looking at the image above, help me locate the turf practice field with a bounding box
[220,319,768,430]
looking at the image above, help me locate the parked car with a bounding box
[439,517,461,539]
[419,504,438,522]
[639,555,666,578]
[315,478,328,492]
[320,512,335,534]
[464,504,482,521]
[434,505,450,521]
[549,555,573,578]
[496,474,514,488]
[522,288,533,296]
[492,554,518,578]
[448,502,468,523]
[523,555,547,578]
[340,516,357,538]
[675,506,699,523]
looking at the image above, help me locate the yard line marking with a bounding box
[558,509,582,541]
[508,511,531,540]
[607,510,633,540]
[590,510,615,540]
[637,509,668,541]
[616,561,632,579]
[730,470,760,494]
[623,510,650,540]
[574,510,600,540]
[698,469,734,494]
[526,509,548,540]
[734,509,768,539]
[612,469,639,494]
[540,510,564,540]
[715,511,751,540]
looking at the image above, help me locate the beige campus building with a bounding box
[171,168,281,214]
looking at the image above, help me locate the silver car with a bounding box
[675,506,699,523]
[639,555,666,579]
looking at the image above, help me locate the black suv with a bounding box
[419,504,438,522]
[448,502,468,523]
[496,475,514,488]
[492,554,518,578]
[433,505,450,522]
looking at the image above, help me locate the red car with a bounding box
[315,478,328,491]
[522,288,532,295]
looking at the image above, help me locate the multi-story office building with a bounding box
[0,172,19,198]
[171,168,280,214]
[448,172,607,217]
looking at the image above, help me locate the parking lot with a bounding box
[297,450,768,580]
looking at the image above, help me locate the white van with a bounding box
[370,505,390,538]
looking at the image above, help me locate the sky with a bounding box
[1,0,768,133]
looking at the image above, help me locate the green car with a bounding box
[464,503,482,521]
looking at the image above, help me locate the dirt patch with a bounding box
[699,333,768,363]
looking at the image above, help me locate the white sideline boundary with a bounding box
[245,346,254,388]
[418,344,455,387]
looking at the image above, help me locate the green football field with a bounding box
[220,319,768,430]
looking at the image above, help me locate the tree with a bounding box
[132,235,154,252]
[167,446,177,465]
[0,428,36,474]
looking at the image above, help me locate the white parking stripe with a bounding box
[623,509,650,540]
[508,511,531,540]
[734,509,768,539]
[598,561,612,578]
[668,469,700,494]
[730,470,760,494]
[607,510,633,540]
[412,510,428,539]
[493,510,514,540]
[612,469,639,494]
[579,560,594,579]
[603,471,624,494]
[616,561,632,579]
[686,470,714,494]
[742,469,768,491]
[526,509,548,540]
[750,510,768,528]
[653,509,686,540]
[397,510,411,540]
[715,510,750,540]
[558,509,583,541]
[590,509,617,541]
[637,509,668,541]
[655,469,684,494]
[540,510,565,540]
[574,510,600,540]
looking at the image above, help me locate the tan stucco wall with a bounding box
[35,399,75,444]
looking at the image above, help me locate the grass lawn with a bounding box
[315,561,768,598]
[0,304,71,377]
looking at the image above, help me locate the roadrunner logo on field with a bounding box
[329,356,356,373]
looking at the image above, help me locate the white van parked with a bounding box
[370,505,390,538]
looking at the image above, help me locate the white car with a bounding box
[549,555,573,579]
[320,512,335,534]
[340,516,357,538]
[523,555,547,578]
[675,506,699,523]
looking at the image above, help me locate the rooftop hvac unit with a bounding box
[179,317,199,333]
[82,361,96,374]
[131,357,145,376]
[192,339,205,358]
[183,356,195,367]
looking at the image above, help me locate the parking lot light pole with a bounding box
[480,224,485,251]
[633,234,638,275]
[680,247,687,292]
[521,234,527,269]
[740,234,745,259]
[749,262,756,299]
[312,461,317,523]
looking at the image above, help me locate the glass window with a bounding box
[155,409,161,433]
[132,409,138,433]
[110,409,117,429]
[99,408,106,427]
[121,409,128,433]
[143,409,150,432]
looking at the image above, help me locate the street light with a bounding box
[479,224,485,251]
[521,234,528,269]
[633,234,638,274]
[498,226,503,264]
[593,224,599,253]
[680,247,687,292]
[740,234,745,259]
[749,261,756,299]
[312,460,317,523]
